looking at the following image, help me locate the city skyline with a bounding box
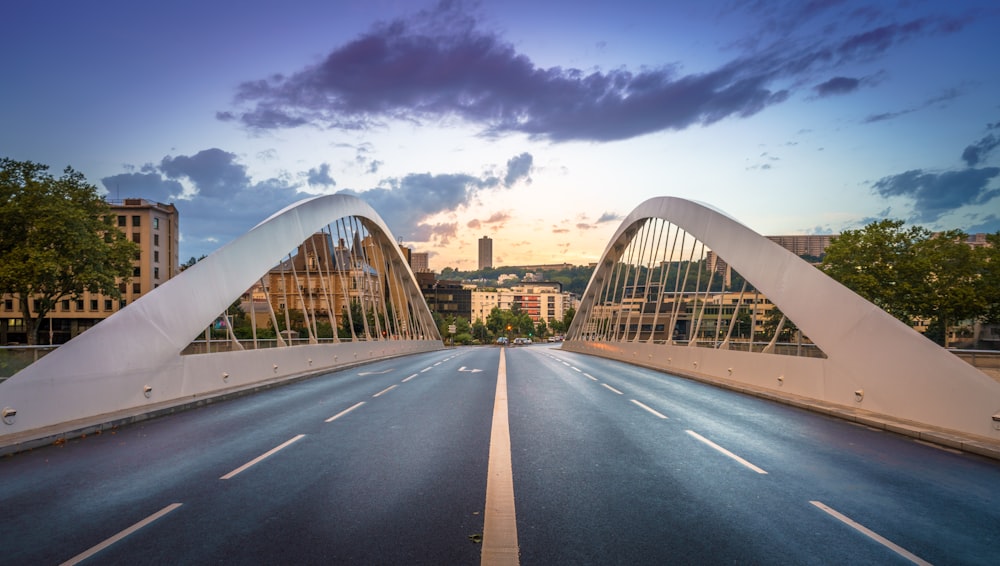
[3,1,998,270]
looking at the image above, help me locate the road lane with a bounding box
[524,344,1000,564]
[1,348,498,564]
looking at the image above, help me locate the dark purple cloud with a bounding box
[814,76,860,97]
[222,2,966,143]
[871,167,1000,222]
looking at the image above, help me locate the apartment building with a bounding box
[471,282,573,326]
[1,198,179,344]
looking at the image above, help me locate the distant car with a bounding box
[512,337,526,345]
[496,337,508,345]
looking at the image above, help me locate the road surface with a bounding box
[1,344,997,564]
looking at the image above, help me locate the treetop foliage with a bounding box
[0,158,139,344]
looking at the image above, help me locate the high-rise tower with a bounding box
[478,236,493,270]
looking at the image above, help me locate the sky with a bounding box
[3,0,999,271]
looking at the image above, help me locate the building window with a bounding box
[132,232,140,243]
[3,299,11,311]
[104,299,113,311]
[133,267,141,277]
[118,215,126,227]
[154,234,159,247]
[120,299,127,309]
[133,283,141,294]
[62,299,70,310]
[153,217,159,229]
[132,215,141,227]
[154,267,160,279]
[90,299,98,311]
[118,283,127,294]
[154,250,159,263]
[76,300,84,310]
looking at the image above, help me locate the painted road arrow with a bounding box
[458,367,483,373]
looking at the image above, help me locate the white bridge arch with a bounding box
[565,196,1000,442]
[0,194,442,447]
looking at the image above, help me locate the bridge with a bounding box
[1,195,998,564]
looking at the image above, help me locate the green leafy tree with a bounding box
[979,233,1000,324]
[0,158,139,345]
[561,306,576,333]
[820,219,927,324]
[910,229,984,346]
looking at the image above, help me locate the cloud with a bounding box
[101,167,184,203]
[871,167,1000,222]
[576,223,596,231]
[503,152,533,187]
[813,76,860,97]
[338,149,527,244]
[596,212,621,223]
[305,163,336,187]
[863,86,963,124]
[222,2,967,143]
[102,148,309,259]
[962,133,1000,167]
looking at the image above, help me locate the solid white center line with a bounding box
[221,435,306,480]
[482,348,519,565]
[401,373,419,383]
[582,373,599,382]
[325,401,365,422]
[373,384,398,397]
[809,501,932,566]
[685,430,768,474]
[631,399,669,419]
[61,503,183,566]
[601,383,624,395]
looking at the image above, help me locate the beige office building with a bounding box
[1,198,179,344]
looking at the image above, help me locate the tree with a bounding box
[979,233,1000,325]
[821,220,999,346]
[820,220,927,324]
[0,159,138,345]
[910,229,983,346]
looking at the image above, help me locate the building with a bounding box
[478,236,493,270]
[261,232,412,339]
[417,272,472,321]
[410,252,430,273]
[471,282,574,327]
[765,235,833,259]
[1,198,179,344]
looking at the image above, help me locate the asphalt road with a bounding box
[1,344,998,565]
